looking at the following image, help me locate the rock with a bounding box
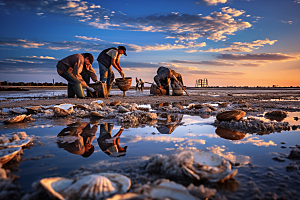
[264,110,288,122]
[215,127,246,140]
[216,110,246,122]
[287,148,300,159]
[218,102,230,108]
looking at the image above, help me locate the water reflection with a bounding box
[156,113,183,134]
[56,122,97,157]
[97,123,128,157]
[215,127,246,140]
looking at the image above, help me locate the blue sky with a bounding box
[0,0,299,86]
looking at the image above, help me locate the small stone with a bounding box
[272,157,285,162]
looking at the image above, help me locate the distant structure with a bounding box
[195,78,208,87]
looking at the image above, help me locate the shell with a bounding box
[54,104,74,117]
[91,100,103,106]
[4,114,27,124]
[216,110,245,122]
[0,138,31,148]
[40,173,131,200]
[73,104,90,110]
[119,106,130,113]
[25,106,41,114]
[110,101,121,106]
[90,111,105,118]
[0,147,22,165]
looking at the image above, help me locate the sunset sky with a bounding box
[0,0,299,87]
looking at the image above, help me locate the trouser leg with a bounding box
[99,62,108,83]
[60,72,85,98]
[106,67,115,95]
[67,83,75,98]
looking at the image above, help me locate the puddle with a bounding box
[1,111,300,198]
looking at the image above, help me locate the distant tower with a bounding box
[195,78,208,87]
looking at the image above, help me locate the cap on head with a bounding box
[118,46,127,56]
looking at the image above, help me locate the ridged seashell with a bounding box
[0,147,21,165]
[216,110,245,122]
[40,173,131,200]
[215,127,245,140]
[91,100,103,106]
[119,106,130,113]
[54,104,74,117]
[4,114,27,124]
[90,111,105,118]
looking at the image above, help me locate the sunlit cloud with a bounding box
[232,136,277,147]
[0,38,46,48]
[199,38,277,53]
[207,145,250,164]
[221,7,245,17]
[281,20,294,25]
[217,53,300,61]
[0,1,252,42]
[171,60,236,66]
[75,35,104,41]
[197,0,228,6]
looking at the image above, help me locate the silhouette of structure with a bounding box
[195,78,208,87]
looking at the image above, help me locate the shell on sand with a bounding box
[54,104,74,117]
[0,147,22,165]
[90,111,105,118]
[40,173,131,200]
[91,100,103,106]
[110,101,121,106]
[216,110,245,122]
[25,106,41,114]
[119,106,130,113]
[73,104,89,110]
[4,114,26,124]
[215,127,246,140]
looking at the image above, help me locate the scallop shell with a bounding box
[4,114,27,124]
[73,104,90,110]
[119,106,130,113]
[54,104,74,117]
[25,106,41,114]
[40,173,131,200]
[91,100,103,106]
[0,147,22,165]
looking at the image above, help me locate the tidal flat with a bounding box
[0,87,300,200]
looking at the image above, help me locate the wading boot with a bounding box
[73,84,85,98]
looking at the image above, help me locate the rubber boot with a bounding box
[68,83,75,98]
[107,82,113,96]
[72,84,85,98]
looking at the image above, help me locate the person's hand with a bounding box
[120,70,125,79]
[95,80,101,84]
[87,86,95,92]
[159,86,162,90]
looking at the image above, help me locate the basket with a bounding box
[150,84,167,95]
[172,88,183,96]
[115,77,132,97]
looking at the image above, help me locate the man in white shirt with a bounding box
[97,46,127,95]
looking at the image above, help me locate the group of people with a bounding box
[56,46,127,98]
[135,77,145,91]
[56,45,185,98]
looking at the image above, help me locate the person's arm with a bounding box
[85,64,98,82]
[111,57,122,72]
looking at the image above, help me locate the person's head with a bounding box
[82,53,94,65]
[118,46,127,56]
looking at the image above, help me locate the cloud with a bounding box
[221,7,245,17]
[207,145,250,164]
[171,60,235,66]
[75,35,104,41]
[0,38,46,48]
[0,1,252,42]
[197,0,228,6]
[142,42,206,51]
[217,53,299,61]
[199,38,277,53]
[281,20,294,25]
[232,136,277,147]
[186,70,245,76]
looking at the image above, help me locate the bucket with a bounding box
[172,87,183,96]
[88,82,108,98]
[115,77,132,97]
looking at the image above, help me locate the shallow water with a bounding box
[1,111,300,198]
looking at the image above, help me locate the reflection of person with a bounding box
[57,122,97,157]
[56,53,98,98]
[156,114,183,134]
[153,66,183,95]
[97,123,127,157]
[97,46,127,96]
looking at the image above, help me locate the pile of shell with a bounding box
[214,117,290,134]
[144,151,238,183]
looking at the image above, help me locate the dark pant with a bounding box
[60,72,85,98]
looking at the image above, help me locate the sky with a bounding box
[0,0,299,87]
